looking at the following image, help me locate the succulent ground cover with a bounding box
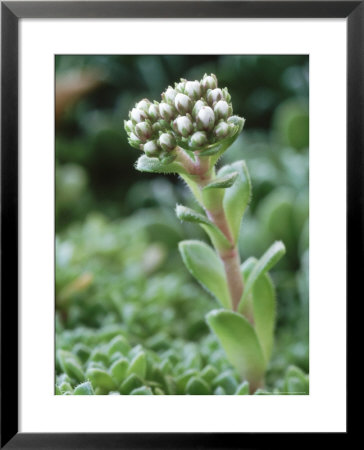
[56,214,308,395]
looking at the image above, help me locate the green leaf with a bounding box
[109,358,129,384]
[179,240,232,308]
[212,371,238,395]
[57,350,85,383]
[252,274,276,361]
[206,309,266,388]
[219,161,251,243]
[176,205,231,250]
[130,386,153,395]
[202,172,238,190]
[283,366,309,395]
[239,241,285,311]
[107,335,131,357]
[185,377,211,395]
[127,352,147,379]
[200,365,218,383]
[136,154,187,175]
[214,386,226,395]
[120,374,143,395]
[74,381,95,395]
[86,368,117,392]
[235,381,250,395]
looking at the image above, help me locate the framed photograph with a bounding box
[1,1,357,447]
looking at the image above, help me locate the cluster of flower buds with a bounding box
[125,73,240,161]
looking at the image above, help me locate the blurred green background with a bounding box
[55,55,309,395]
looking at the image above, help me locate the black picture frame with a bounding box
[1,1,358,447]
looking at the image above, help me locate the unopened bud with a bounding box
[174,116,193,137]
[185,81,201,100]
[128,133,143,149]
[143,140,160,157]
[192,100,207,119]
[201,74,217,91]
[135,121,153,141]
[152,121,162,133]
[175,80,186,93]
[124,120,133,133]
[163,87,177,106]
[148,104,160,121]
[190,131,208,148]
[136,99,151,113]
[214,100,230,120]
[159,102,176,121]
[207,88,223,106]
[213,121,229,139]
[196,106,215,131]
[159,133,176,151]
[130,107,148,124]
[174,93,192,114]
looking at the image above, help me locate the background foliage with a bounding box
[56,55,309,395]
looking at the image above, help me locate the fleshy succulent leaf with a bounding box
[176,205,231,250]
[239,241,285,311]
[202,171,239,190]
[178,240,232,308]
[206,309,266,389]
[219,160,251,243]
[136,154,187,175]
[252,273,276,361]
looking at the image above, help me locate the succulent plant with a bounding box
[125,73,286,393]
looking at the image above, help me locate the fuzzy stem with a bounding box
[192,154,244,311]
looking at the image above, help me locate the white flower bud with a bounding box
[196,106,215,131]
[148,104,160,121]
[136,99,151,113]
[185,81,201,100]
[190,131,208,148]
[201,74,217,91]
[213,121,229,139]
[163,87,177,105]
[192,100,207,119]
[159,102,176,121]
[130,107,148,124]
[174,93,192,114]
[152,121,162,133]
[159,133,176,151]
[174,116,193,137]
[135,121,153,141]
[214,100,230,120]
[128,132,142,150]
[124,120,133,133]
[207,88,223,106]
[143,140,160,157]
[175,80,186,93]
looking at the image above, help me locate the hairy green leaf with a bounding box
[219,161,252,243]
[206,309,266,387]
[239,241,285,310]
[179,240,232,308]
[127,352,147,379]
[283,366,309,395]
[86,368,117,392]
[202,171,239,190]
[176,205,231,250]
[136,154,187,175]
[252,274,276,361]
[74,381,94,395]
